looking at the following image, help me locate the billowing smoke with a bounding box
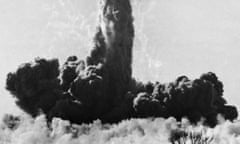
[1,115,240,144]
[6,58,64,117]
[5,0,238,127]
[132,73,238,127]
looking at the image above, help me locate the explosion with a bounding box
[5,0,238,128]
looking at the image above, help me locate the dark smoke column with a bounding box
[87,0,134,105]
[5,0,238,126]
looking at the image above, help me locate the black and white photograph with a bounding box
[0,0,240,143]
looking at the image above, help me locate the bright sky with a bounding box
[0,0,240,117]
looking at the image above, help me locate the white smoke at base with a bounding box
[1,0,240,144]
[1,115,240,144]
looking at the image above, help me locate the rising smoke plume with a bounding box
[5,0,238,127]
